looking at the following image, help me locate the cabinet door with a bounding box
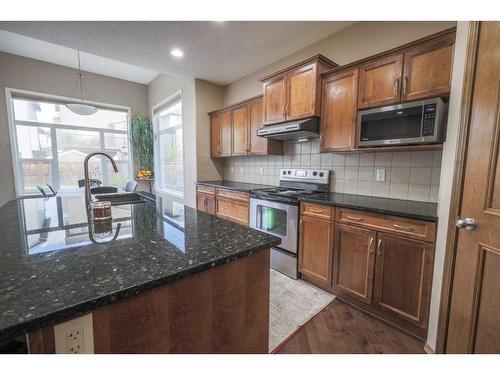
[196,192,207,213]
[216,197,249,226]
[263,77,287,125]
[232,105,249,155]
[287,63,318,121]
[210,115,221,157]
[358,54,403,109]
[248,99,267,155]
[298,215,335,286]
[333,223,377,303]
[402,37,455,101]
[205,194,216,215]
[373,233,434,328]
[220,110,232,156]
[320,68,359,152]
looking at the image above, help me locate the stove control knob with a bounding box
[319,172,324,177]
[282,171,286,175]
[287,170,291,175]
[313,171,318,176]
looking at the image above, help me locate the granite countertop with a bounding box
[300,193,438,222]
[196,181,275,192]
[0,193,280,341]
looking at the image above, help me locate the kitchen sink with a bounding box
[94,192,145,205]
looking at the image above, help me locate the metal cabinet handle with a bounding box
[369,237,374,254]
[282,105,287,118]
[286,103,290,116]
[456,217,477,231]
[394,78,400,97]
[392,223,416,232]
[376,239,382,256]
[403,76,408,96]
[345,215,364,222]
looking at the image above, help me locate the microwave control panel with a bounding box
[422,104,437,137]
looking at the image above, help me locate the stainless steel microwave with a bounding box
[357,98,448,147]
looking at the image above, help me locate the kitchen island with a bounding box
[0,193,280,353]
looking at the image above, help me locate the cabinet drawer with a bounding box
[196,185,216,195]
[216,197,249,225]
[301,202,335,221]
[336,208,436,243]
[216,188,249,202]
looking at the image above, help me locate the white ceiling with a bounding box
[0,21,353,85]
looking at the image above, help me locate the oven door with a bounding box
[249,198,298,254]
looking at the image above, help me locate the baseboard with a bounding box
[424,343,435,354]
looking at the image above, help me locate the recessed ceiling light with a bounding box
[171,48,184,58]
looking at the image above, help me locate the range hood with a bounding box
[257,117,320,141]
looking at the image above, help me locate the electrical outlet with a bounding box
[239,166,244,174]
[259,167,264,175]
[230,166,234,173]
[66,327,84,354]
[376,168,386,182]
[54,313,94,354]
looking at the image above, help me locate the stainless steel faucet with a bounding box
[84,152,118,209]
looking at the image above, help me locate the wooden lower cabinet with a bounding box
[373,233,434,329]
[299,202,436,339]
[333,224,377,304]
[216,197,249,226]
[196,192,216,215]
[298,215,335,286]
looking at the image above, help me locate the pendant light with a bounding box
[66,50,99,116]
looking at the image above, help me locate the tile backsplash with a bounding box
[223,140,442,203]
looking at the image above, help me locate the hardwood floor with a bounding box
[277,299,425,354]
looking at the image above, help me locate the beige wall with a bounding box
[223,21,456,106]
[426,21,470,352]
[148,73,199,208]
[194,79,225,182]
[0,52,148,207]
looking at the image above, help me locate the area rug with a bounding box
[269,269,335,352]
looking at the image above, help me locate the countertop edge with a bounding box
[0,240,279,342]
[299,196,438,222]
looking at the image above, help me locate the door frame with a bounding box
[435,21,480,354]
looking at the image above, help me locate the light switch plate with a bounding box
[259,167,264,175]
[240,166,244,174]
[376,168,386,182]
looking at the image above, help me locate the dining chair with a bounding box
[124,180,138,192]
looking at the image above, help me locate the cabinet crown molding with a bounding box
[260,54,338,82]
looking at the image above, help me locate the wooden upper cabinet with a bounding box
[373,233,434,329]
[219,110,232,156]
[261,55,338,126]
[287,63,317,121]
[299,215,335,286]
[248,98,267,155]
[263,77,287,125]
[210,114,222,157]
[209,96,283,157]
[320,68,359,152]
[358,54,404,109]
[333,223,377,304]
[232,105,249,155]
[402,36,455,101]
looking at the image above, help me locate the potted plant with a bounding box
[130,112,154,180]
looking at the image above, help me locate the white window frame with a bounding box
[151,90,185,202]
[5,87,133,197]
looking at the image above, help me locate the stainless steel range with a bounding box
[249,168,330,279]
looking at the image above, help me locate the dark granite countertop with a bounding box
[0,193,280,341]
[300,193,438,222]
[196,181,275,192]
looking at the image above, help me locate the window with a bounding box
[153,94,183,197]
[7,91,131,195]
